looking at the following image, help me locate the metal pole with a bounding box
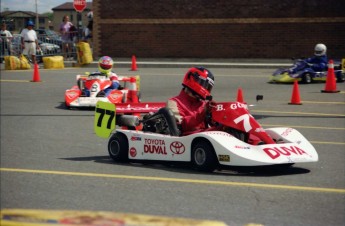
[35,0,39,28]
[77,12,82,42]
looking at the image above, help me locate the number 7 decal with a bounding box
[234,114,252,132]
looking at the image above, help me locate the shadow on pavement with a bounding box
[61,155,310,177]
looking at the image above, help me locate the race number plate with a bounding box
[79,97,98,105]
[94,101,116,138]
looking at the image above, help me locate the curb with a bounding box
[0,59,292,70]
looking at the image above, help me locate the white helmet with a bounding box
[314,43,327,56]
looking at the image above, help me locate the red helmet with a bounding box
[182,67,214,100]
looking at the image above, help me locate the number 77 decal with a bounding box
[94,101,116,138]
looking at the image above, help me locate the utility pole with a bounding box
[35,0,39,28]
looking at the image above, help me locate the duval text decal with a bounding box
[144,139,167,155]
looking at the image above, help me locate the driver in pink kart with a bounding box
[166,67,215,135]
[305,43,328,72]
[79,56,120,97]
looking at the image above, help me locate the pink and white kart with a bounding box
[65,73,141,108]
[94,98,318,172]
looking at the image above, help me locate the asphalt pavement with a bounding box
[1,60,344,226]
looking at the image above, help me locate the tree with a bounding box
[41,12,53,21]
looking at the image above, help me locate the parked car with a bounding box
[10,35,61,63]
[35,29,63,48]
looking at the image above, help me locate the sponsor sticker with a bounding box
[130,136,142,141]
[204,131,233,137]
[170,141,186,154]
[144,139,167,155]
[234,145,250,150]
[281,128,294,137]
[79,97,100,105]
[66,91,78,99]
[130,147,137,157]
[218,155,230,162]
[263,145,310,159]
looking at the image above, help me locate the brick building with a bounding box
[92,0,345,59]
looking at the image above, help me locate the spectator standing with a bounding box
[83,11,93,47]
[20,20,40,65]
[60,15,74,60]
[82,21,93,47]
[87,11,93,22]
[0,23,13,57]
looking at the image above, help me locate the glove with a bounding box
[111,81,120,89]
[205,100,216,113]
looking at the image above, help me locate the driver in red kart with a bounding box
[305,43,328,72]
[79,56,120,97]
[166,67,215,135]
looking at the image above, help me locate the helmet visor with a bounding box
[315,50,323,55]
[190,72,214,92]
[100,63,112,70]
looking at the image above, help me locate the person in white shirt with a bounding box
[20,20,40,65]
[0,23,13,56]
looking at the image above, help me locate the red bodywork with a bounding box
[113,101,275,144]
[210,102,275,144]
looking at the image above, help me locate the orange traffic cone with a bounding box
[289,80,302,105]
[127,77,139,103]
[236,87,244,103]
[321,60,340,93]
[131,55,137,71]
[31,63,41,82]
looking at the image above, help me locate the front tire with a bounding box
[191,140,218,172]
[64,102,70,109]
[302,73,312,84]
[108,133,128,162]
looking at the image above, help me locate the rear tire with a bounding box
[336,73,345,83]
[191,140,218,172]
[108,133,128,162]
